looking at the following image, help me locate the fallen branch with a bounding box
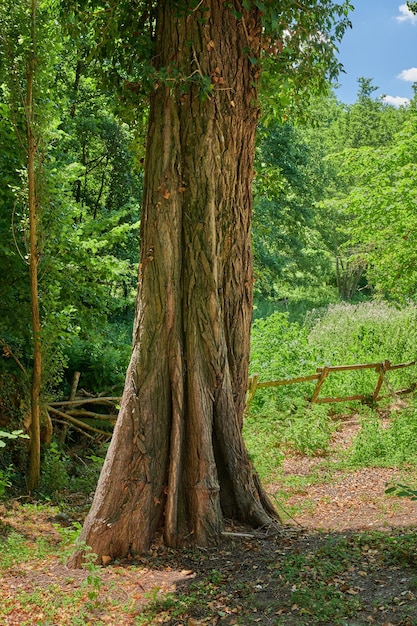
[48,406,111,438]
[51,418,96,440]
[49,397,121,408]
[66,409,117,422]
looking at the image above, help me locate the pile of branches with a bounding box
[47,373,120,442]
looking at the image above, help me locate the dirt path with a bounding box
[271,419,417,532]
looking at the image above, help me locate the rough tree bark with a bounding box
[69,0,279,567]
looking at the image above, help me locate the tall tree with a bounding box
[305,81,407,300]
[330,106,417,301]
[25,0,43,490]
[0,0,58,489]
[69,0,352,565]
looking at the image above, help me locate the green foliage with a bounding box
[0,466,13,499]
[78,544,104,603]
[250,301,416,409]
[243,415,285,481]
[335,78,407,150]
[0,0,141,413]
[299,81,408,301]
[66,322,132,393]
[282,403,336,456]
[260,1,353,121]
[69,451,106,494]
[244,402,335,467]
[38,441,71,496]
[0,429,29,497]
[317,94,414,301]
[0,531,32,569]
[349,405,417,467]
[0,429,29,449]
[386,482,417,500]
[253,122,332,306]
[247,312,336,457]
[252,79,409,310]
[249,311,313,409]
[36,440,107,499]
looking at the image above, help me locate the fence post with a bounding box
[380,360,399,399]
[310,367,329,403]
[373,361,387,401]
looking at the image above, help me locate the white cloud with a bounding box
[396,4,417,24]
[382,95,410,107]
[398,67,417,81]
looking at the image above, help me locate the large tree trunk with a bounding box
[69,0,279,567]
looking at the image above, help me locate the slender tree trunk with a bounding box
[26,0,42,491]
[69,0,279,567]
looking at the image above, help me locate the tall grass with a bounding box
[307,301,417,398]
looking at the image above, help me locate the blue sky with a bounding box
[334,1,417,105]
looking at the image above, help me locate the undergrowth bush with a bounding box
[281,402,336,456]
[249,311,314,412]
[39,441,71,496]
[243,415,285,482]
[38,440,107,500]
[65,321,132,394]
[349,404,417,467]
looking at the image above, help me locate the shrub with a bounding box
[249,311,315,413]
[65,321,132,394]
[349,403,417,467]
[0,429,29,498]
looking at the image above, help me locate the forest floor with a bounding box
[2,418,417,625]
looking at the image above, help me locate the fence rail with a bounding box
[245,359,416,414]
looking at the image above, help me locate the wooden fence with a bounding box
[246,359,416,415]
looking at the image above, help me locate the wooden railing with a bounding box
[245,359,416,414]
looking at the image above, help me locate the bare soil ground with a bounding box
[2,419,417,625]
[275,419,417,531]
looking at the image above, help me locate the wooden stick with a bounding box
[311,367,329,403]
[244,373,259,416]
[49,397,121,407]
[245,359,417,407]
[48,406,111,437]
[51,418,96,440]
[66,409,117,421]
[316,394,365,404]
[373,364,386,400]
[69,372,81,401]
[387,360,416,371]
[316,362,383,373]
[257,373,320,388]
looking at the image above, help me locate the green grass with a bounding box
[348,406,417,468]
